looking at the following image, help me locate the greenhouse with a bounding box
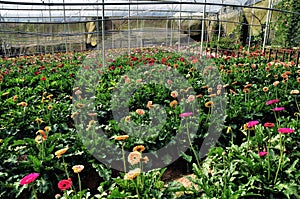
[0,0,299,198]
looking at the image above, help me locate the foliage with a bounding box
[272,0,300,47]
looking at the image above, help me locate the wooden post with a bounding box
[282,50,285,62]
[268,48,272,62]
[296,50,300,66]
[275,49,278,61]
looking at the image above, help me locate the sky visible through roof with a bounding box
[0,0,249,22]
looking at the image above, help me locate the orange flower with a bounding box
[290,90,299,94]
[170,100,178,108]
[13,95,18,101]
[114,135,129,141]
[243,88,250,94]
[36,130,47,140]
[205,101,214,108]
[171,91,178,98]
[124,168,141,180]
[17,102,28,107]
[128,151,142,165]
[136,109,145,115]
[142,156,149,163]
[55,147,68,158]
[273,81,280,86]
[71,112,79,118]
[77,103,85,108]
[196,94,203,98]
[297,77,300,83]
[147,101,154,109]
[187,95,195,102]
[133,145,145,153]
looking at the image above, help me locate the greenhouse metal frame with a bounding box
[0,0,299,57]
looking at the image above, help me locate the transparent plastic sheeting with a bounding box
[0,0,247,22]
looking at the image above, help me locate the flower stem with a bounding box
[62,157,70,178]
[78,173,82,199]
[187,124,201,168]
[274,133,283,183]
[267,129,271,181]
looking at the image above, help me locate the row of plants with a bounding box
[0,46,299,198]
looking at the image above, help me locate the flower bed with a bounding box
[0,47,299,198]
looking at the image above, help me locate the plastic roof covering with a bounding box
[0,0,247,22]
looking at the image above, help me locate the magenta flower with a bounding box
[248,120,259,128]
[20,173,39,185]
[266,99,280,105]
[272,107,285,111]
[179,112,193,117]
[258,151,268,157]
[278,128,294,134]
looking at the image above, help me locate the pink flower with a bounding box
[20,173,39,185]
[258,151,268,157]
[179,112,193,117]
[264,122,275,128]
[58,178,72,191]
[266,99,280,105]
[272,107,285,111]
[278,128,294,134]
[248,120,259,128]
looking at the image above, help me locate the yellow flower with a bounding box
[125,116,131,122]
[133,145,145,153]
[124,168,141,180]
[35,135,43,144]
[41,97,45,103]
[46,94,53,99]
[55,147,69,158]
[48,105,53,110]
[44,126,51,133]
[114,135,129,141]
[226,126,231,134]
[128,151,142,165]
[263,87,269,92]
[72,165,84,173]
[2,91,9,96]
[35,118,44,124]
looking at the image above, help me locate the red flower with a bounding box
[278,128,294,134]
[34,71,41,75]
[20,173,39,185]
[264,122,275,128]
[41,77,46,81]
[58,178,72,191]
[161,57,167,64]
